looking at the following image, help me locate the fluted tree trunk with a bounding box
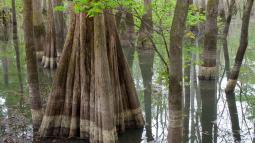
[199,0,219,80]
[12,0,24,95]
[168,0,190,143]
[23,0,43,131]
[39,10,144,143]
[41,0,57,69]
[225,0,254,93]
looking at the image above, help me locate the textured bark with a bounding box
[41,0,57,69]
[12,0,24,94]
[23,0,43,131]
[39,10,144,142]
[225,0,254,93]
[137,0,153,49]
[168,0,190,143]
[33,0,46,52]
[199,0,219,80]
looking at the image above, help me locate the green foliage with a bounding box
[187,4,205,27]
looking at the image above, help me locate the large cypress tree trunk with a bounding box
[168,0,190,142]
[225,0,254,93]
[199,0,219,80]
[41,0,57,69]
[12,0,24,94]
[39,10,144,142]
[23,0,43,131]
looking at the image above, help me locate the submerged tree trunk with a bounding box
[41,0,57,69]
[226,92,241,141]
[33,0,46,54]
[168,0,190,143]
[225,0,254,93]
[220,0,236,78]
[199,0,219,80]
[39,10,144,142]
[12,0,24,94]
[23,0,43,131]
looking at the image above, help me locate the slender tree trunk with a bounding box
[168,0,190,142]
[199,0,219,80]
[12,0,24,95]
[0,8,11,86]
[23,0,43,131]
[226,92,241,141]
[137,0,153,49]
[41,0,57,69]
[220,0,236,78]
[225,0,254,93]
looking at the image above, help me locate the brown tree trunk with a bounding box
[33,0,46,54]
[137,0,153,49]
[168,0,190,143]
[23,0,43,131]
[41,0,57,69]
[225,0,254,93]
[199,0,219,80]
[220,0,236,79]
[12,0,24,94]
[39,10,144,142]
[53,0,65,53]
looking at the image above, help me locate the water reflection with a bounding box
[199,80,217,143]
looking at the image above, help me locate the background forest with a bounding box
[1,0,255,143]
